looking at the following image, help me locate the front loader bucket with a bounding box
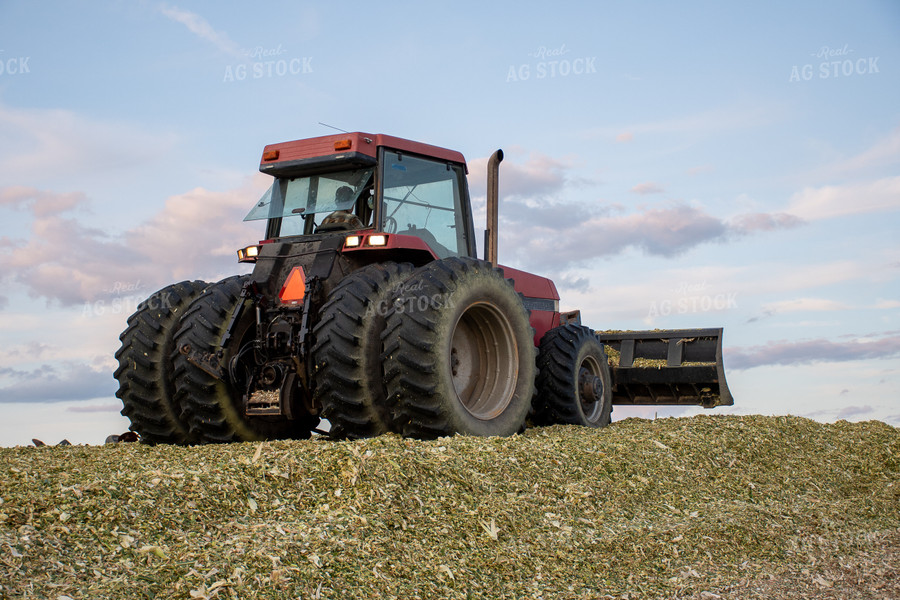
[595,328,733,408]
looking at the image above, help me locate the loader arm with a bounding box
[595,328,733,408]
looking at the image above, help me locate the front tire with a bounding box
[114,280,208,445]
[535,324,612,427]
[382,257,536,439]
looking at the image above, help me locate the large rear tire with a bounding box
[172,275,309,443]
[382,257,536,439]
[535,324,612,427]
[311,262,414,439]
[114,280,208,445]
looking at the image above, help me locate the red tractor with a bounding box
[114,133,732,444]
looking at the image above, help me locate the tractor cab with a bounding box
[245,133,478,260]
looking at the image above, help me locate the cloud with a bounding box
[842,128,900,171]
[727,334,900,370]
[762,298,850,314]
[158,4,243,58]
[615,132,633,143]
[748,296,899,323]
[502,202,728,270]
[0,342,53,360]
[499,196,805,270]
[466,151,801,272]
[0,103,179,182]
[0,186,86,216]
[0,362,115,403]
[470,150,800,271]
[631,182,664,195]
[728,212,804,234]
[787,176,900,220]
[554,274,592,293]
[0,181,263,306]
[67,404,122,413]
[468,151,570,199]
[687,165,713,176]
[835,405,873,419]
[822,127,900,177]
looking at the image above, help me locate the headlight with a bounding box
[237,244,261,263]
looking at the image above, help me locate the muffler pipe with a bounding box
[486,149,503,265]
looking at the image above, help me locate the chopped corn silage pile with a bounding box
[1,415,898,599]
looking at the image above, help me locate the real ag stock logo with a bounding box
[81,281,152,318]
[223,44,313,83]
[0,50,30,76]
[647,281,737,319]
[789,44,880,82]
[506,44,597,82]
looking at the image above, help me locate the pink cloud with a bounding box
[0,179,266,305]
[497,194,810,270]
[468,152,569,199]
[727,334,900,370]
[501,202,728,269]
[0,186,86,216]
[787,176,900,220]
[631,182,664,195]
[728,212,804,234]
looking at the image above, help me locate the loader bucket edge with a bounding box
[595,328,734,408]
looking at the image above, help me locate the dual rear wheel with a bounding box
[314,257,538,439]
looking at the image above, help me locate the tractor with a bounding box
[114,132,733,444]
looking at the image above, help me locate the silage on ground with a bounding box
[0,415,898,599]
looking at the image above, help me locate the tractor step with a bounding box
[595,328,733,408]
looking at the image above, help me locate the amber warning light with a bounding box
[262,149,280,161]
[333,139,352,151]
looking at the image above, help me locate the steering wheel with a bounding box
[384,216,398,234]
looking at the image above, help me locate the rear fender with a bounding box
[498,265,560,345]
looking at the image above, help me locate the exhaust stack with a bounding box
[485,149,503,265]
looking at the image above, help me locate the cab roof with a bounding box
[259,132,467,177]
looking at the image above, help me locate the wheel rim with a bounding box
[449,301,519,420]
[578,355,606,422]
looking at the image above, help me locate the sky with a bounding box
[0,1,898,446]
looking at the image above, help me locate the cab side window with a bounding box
[381,151,469,258]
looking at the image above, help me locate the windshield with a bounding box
[245,167,375,236]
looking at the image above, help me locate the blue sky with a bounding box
[1,1,898,446]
